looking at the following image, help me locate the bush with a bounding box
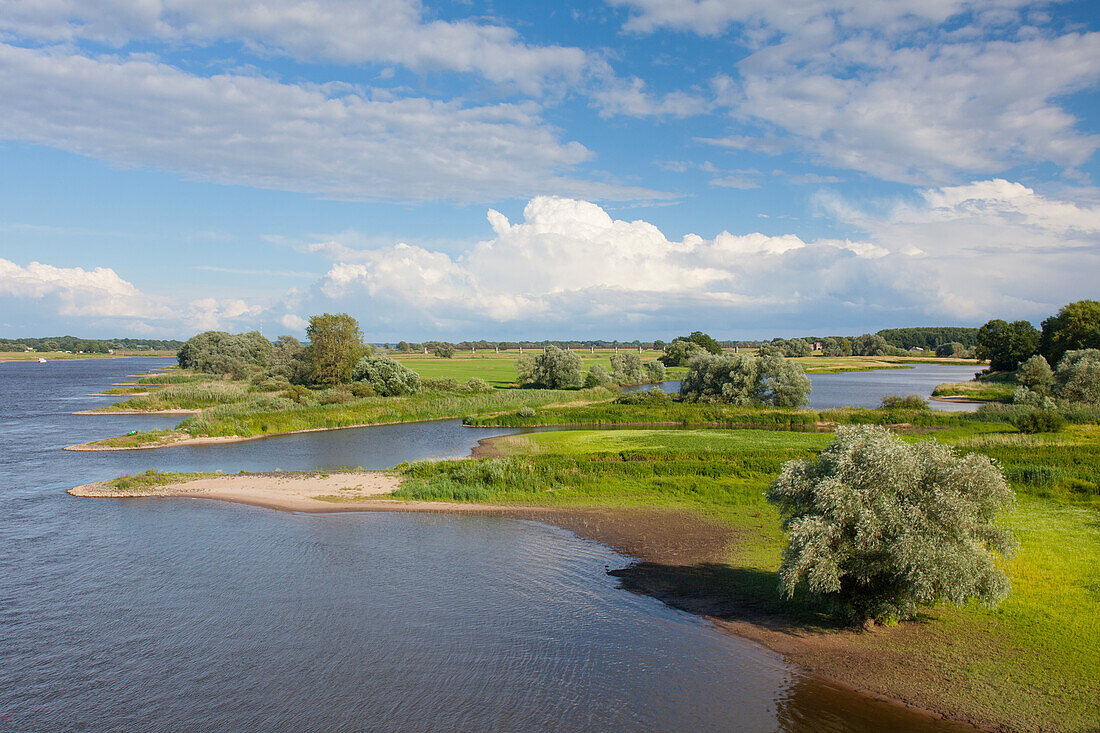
[1012,386,1056,410]
[516,346,583,389]
[658,338,704,367]
[433,344,455,358]
[1053,349,1100,405]
[281,384,313,404]
[318,387,354,405]
[766,425,1016,623]
[680,353,811,407]
[644,360,666,383]
[464,378,492,393]
[1011,409,1066,434]
[351,355,421,396]
[584,364,614,388]
[879,394,928,410]
[614,388,672,406]
[177,330,274,378]
[935,341,966,358]
[1017,354,1053,393]
[610,352,645,384]
[348,382,376,398]
[517,406,536,418]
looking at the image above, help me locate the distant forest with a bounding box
[1,336,184,353]
[873,327,980,350]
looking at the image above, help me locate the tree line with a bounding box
[1,336,184,353]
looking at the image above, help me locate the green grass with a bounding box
[107,468,217,491]
[933,381,1016,402]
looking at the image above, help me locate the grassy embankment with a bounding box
[392,422,1099,732]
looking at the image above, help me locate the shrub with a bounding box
[880,394,928,410]
[584,364,614,388]
[177,330,274,378]
[1011,409,1066,434]
[1012,386,1056,410]
[348,382,376,398]
[614,388,672,406]
[318,387,354,405]
[281,384,313,404]
[1016,354,1053,393]
[680,353,811,407]
[610,352,645,384]
[517,406,536,418]
[766,425,1016,623]
[516,346,583,389]
[432,344,455,358]
[1053,349,1100,405]
[643,360,666,383]
[351,355,421,396]
[464,378,492,393]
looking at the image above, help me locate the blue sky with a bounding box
[0,0,1097,340]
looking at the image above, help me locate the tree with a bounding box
[820,337,843,357]
[610,352,645,384]
[270,335,311,384]
[851,333,890,357]
[644,360,666,383]
[432,344,455,358]
[1016,354,1054,394]
[177,330,274,378]
[516,346,584,389]
[1053,349,1100,405]
[766,425,1016,623]
[935,341,966,358]
[658,338,704,367]
[975,319,1039,371]
[583,364,614,388]
[352,355,421,396]
[686,330,723,355]
[306,313,364,385]
[679,353,811,407]
[1039,300,1100,366]
[780,338,812,358]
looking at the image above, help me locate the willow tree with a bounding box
[766,425,1016,624]
[306,313,364,385]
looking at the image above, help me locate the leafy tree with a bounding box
[432,344,455,358]
[177,330,274,378]
[766,425,1016,623]
[976,319,1039,371]
[610,352,645,384]
[306,313,364,385]
[1017,354,1054,394]
[820,337,843,357]
[395,341,413,353]
[658,338,704,367]
[270,335,311,384]
[1053,349,1100,405]
[652,339,666,350]
[777,337,812,358]
[851,333,890,356]
[680,353,811,407]
[756,343,785,359]
[686,330,723,355]
[643,360,666,383]
[583,364,614,388]
[1039,300,1100,366]
[935,341,965,358]
[351,355,421,396]
[517,346,584,389]
[877,327,980,350]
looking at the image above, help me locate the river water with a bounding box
[0,358,977,731]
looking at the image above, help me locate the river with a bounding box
[0,358,977,731]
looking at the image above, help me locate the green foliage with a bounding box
[1011,410,1067,434]
[771,337,812,357]
[766,425,1017,622]
[517,345,584,389]
[851,333,890,356]
[1053,349,1100,405]
[685,330,723,355]
[351,354,422,396]
[269,335,311,384]
[1039,300,1100,366]
[658,338,704,366]
[432,344,455,358]
[976,319,1040,371]
[877,327,979,350]
[306,313,364,385]
[614,388,672,406]
[176,330,274,378]
[610,352,645,384]
[1016,354,1053,393]
[935,341,968,358]
[584,364,614,388]
[680,353,811,407]
[643,360,666,383]
[879,394,928,410]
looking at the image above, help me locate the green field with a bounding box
[395,424,1100,731]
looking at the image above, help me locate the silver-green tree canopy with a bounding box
[766,425,1017,623]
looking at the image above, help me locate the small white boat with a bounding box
[37,357,47,363]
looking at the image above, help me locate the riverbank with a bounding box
[67,469,982,730]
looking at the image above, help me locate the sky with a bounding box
[0,0,1097,341]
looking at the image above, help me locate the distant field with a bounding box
[0,350,176,362]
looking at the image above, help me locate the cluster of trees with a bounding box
[1014,352,1100,407]
[767,425,1015,624]
[513,347,668,390]
[876,327,979,351]
[679,352,812,407]
[1,336,183,353]
[658,331,723,366]
[976,300,1100,372]
[177,313,427,397]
